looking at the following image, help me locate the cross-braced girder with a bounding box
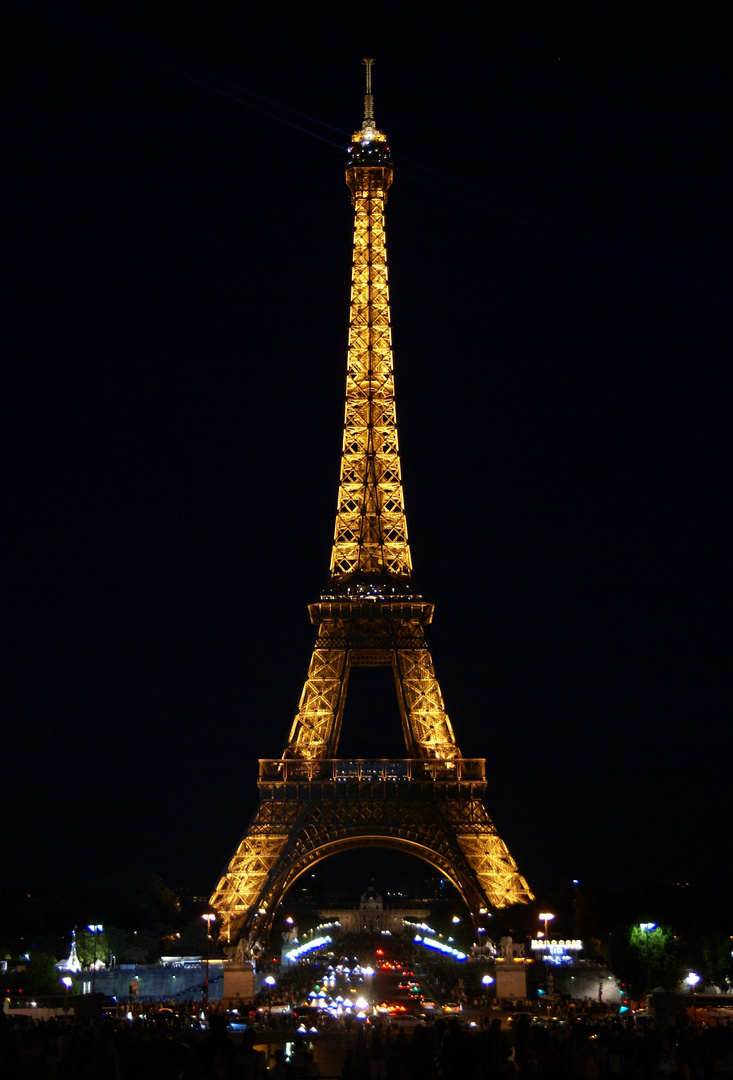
[211,771,533,945]
[284,601,458,760]
[330,161,411,584]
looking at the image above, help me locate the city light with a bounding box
[530,939,583,964]
[414,935,467,961]
[285,935,333,961]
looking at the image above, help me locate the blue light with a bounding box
[285,935,332,961]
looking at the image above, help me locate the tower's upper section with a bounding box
[328,60,411,594]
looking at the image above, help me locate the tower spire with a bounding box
[362,57,376,137]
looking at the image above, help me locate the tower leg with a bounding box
[284,646,348,759]
[393,647,458,759]
[210,808,291,943]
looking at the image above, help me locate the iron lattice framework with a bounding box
[211,61,533,949]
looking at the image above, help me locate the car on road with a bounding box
[507,1011,533,1028]
[291,1006,321,1022]
[442,1002,461,1014]
[374,1002,408,1017]
[531,1015,567,1028]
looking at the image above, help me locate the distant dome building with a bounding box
[360,885,382,910]
[318,885,430,935]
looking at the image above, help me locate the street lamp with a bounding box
[538,913,555,940]
[685,972,701,1025]
[263,975,277,1027]
[201,914,216,1008]
[263,974,277,1065]
[639,923,656,996]
[87,925,103,995]
[61,976,73,1013]
[482,974,494,1013]
[538,914,555,996]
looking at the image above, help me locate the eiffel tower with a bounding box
[211,60,533,951]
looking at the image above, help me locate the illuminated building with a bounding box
[530,938,585,965]
[211,60,532,954]
[318,885,430,935]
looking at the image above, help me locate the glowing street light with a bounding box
[481,974,494,1009]
[639,923,656,995]
[538,914,555,994]
[60,975,73,1012]
[538,913,555,940]
[685,972,701,1024]
[87,925,103,995]
[263,974,277,1063]
[263,975,277,1026]
[201,913,216,1007]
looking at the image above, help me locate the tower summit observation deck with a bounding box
[210,61,532,951]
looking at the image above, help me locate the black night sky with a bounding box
[7,3,730,902]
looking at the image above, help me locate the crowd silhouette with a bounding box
[2,1007,732,1079]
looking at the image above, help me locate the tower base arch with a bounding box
[211,760,532,953]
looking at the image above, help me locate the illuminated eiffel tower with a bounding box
[211,60,533,951]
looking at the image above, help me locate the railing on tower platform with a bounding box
[258,758,486,782]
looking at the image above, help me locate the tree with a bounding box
[102,872,180,929]
[701,934,733,987]
[104,925,130,964]
[626,924,679,993]
[177,918,221,956]
[9,952,60,996]
[75,928,111,967]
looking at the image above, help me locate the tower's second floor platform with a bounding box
[258,757,485,785]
